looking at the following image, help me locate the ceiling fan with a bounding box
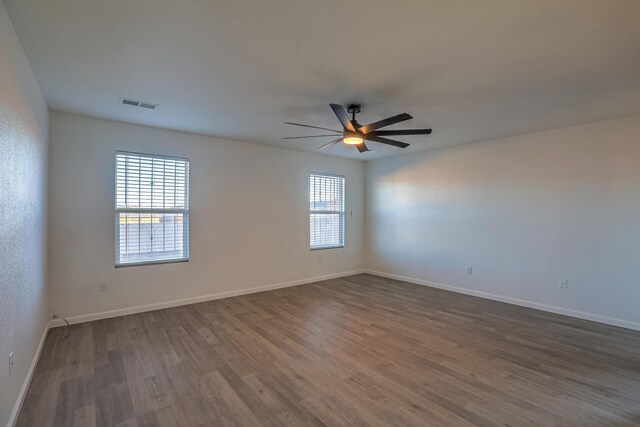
[284,104,432,153]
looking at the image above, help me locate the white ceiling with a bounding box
[5,0,640,160]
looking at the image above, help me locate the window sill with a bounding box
[310,246,344,251]
[115,259,189,268]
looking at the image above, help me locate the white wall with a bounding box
[366,114,640,329]
[48,112,364,319]
[0,2,49,425]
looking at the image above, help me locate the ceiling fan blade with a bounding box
[329,104,355,132]
[283,134,341,140]
[284,122,341,133]
[369,128,432,136]
[365,135,410,149]
[355,142,369,153]
[359,113,413,134]
[316,137,343,151]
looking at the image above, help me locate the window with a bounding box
[115,151,189,266]
[309,173,345,250]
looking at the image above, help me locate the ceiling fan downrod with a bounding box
[347,104,361,122]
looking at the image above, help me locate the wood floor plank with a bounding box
[16,274,640,426]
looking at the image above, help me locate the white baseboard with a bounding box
[6,320,51,427]
[50,270,365,327]
[365,269,640,332]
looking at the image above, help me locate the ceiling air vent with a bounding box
[120,97,158,110]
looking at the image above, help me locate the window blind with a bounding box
[115,151,189,266]
[309,173,345,249]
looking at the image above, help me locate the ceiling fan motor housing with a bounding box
[344,130,362,137]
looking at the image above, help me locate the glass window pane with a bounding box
[117,212,187,264]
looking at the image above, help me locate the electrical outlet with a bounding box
[238,267,244,275]
[9,352,14,376]
[318,257,323,264]
[98,282,107,292]
[467,266,473,275]
[559,279,569,289]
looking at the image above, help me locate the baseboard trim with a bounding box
[50,270,365,327]
[365,269,640,332]
[6,320,51,427]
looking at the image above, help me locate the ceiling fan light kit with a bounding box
[343,133,364,145]
[284,103,432,154]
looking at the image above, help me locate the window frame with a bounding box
[114,151,190,268]
[309,172,346,251]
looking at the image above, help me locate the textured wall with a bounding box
[0,2,49,426]
[366,114,640,328]
[48,112,364,319]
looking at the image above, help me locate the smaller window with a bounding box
[309,173,345,250]
[115,151,189,266]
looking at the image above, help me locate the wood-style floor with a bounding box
[17,274,640,426]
